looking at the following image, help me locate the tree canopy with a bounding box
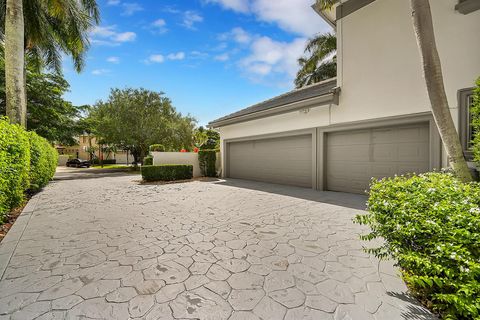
[0,52,87,145]
[88,88,196,162]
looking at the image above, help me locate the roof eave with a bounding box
[311,3,336,29]
[209,92,337,129]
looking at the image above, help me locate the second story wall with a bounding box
[334,0,480,126]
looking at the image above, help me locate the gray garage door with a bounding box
[326,123,430,194]
[228,134,312,188]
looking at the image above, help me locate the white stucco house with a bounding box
[209,0,480,194]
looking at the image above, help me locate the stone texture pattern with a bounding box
[0,171,436,319]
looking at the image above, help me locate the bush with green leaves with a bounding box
[141,165,193,181]
[355,172,480,319]
[470,77,480,163]
[198,149,217,177]
[28,132,58,191]
[143,156,153,166]
[0,118,30,220]
[149,144,165,152]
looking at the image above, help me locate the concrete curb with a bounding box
[0,193,40,280]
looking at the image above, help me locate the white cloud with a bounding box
[206,0,330,37]
[148,54,165,63]
[90,25,136,45]
[204,0,249,13]
[214,53,230,61]
[153,19,166,28]
[92,69,110,75]
[114,31,136,42]
[122,2,143,15]
[241,36,306,81]
[107,56,120,63]
[167,52,185,60]
[220,27,252,44]
[190,51,209,59]
[107,0,120,5]
[182,11,203,30]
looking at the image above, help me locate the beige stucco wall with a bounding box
[217,0,480,170]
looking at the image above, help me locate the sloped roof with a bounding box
[209,78,337,127]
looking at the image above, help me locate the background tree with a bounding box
[193,126,220,149]
[295,33,336,88]
[315,0,472,181]
[0,51,88,145]
[89,88,196,163]
[0,0,100,126]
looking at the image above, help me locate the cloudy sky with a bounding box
[63,0,331,125]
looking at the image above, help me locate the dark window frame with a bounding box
[458,87,475,160]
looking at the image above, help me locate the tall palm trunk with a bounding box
[5,0,26,127]
[410,0,472,182]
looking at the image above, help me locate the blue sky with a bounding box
[63,0,331,125]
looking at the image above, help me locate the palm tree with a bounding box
[1,0,100,127]
[295,33,336,88]
[315,0,472,181]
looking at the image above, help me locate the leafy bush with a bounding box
[92,158,116,165]
[470,77,480,163]
[0,118,30,220]
[198,149,217,177]
[141,165,193,181]
[28,132,57,191]
[355,172,480,319]
[143,156,153,166]
[149,144,165,152]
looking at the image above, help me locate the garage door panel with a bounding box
[327,123,430,194]
[228,134,312,188]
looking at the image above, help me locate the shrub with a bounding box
[143,156,153,166]
[141,165,193,181]
[470,77,480,163]
[0,118,30,220]
[28,132,58,191]
[198,149,217,177]
[149,144,165,152]
[355,172,480,319]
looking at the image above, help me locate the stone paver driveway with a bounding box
[0,171,434,319]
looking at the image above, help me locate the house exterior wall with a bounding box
[217,0,480,172]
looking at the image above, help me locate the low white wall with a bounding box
[58,155,69,166]
[151,152,222,178]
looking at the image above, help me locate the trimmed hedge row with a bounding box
[355,172,480,319]
[0,118,57,221]
[141,165,193,182]
[92,159,116,165]
[143,156,153,166]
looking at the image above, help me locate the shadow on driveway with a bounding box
[211,178,367,210]
[54,166,139,181]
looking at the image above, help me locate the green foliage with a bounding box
[0,118,30,219]
[143,156,153,166]
[141,165,193,182]
[91,159,116,165]
[149,144,165,152]
[295,33,336,88]
[88,88,196,163]
[0,52,88,145]
[355,172,480,319]
[198,150,217,177]
[28,132,57,191]
[470,77,480,163]
[193,127,220,149]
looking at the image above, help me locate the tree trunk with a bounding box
[5,0,26,127]
[410,0,472,182]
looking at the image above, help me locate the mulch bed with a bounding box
[0,204,25,243]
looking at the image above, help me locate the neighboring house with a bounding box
[209,0,480,194]
[56,134,133,164]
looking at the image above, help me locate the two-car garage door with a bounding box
[226,123,430,193]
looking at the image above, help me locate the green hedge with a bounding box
[92,158,116,165]
[141,165,193,181]
[0,117,57,221]
[29,132,58,191]
[198,149,217,177]
[0,118,30,218]
[355,172,480,319]
[143,156,153,166]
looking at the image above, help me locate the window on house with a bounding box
[459,88,475,160]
